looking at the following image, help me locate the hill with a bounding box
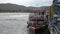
[0,3,50,12]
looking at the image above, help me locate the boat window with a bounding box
[42,12,44,15]
[34,12,40,15]
[35,20,43,24]
[37,21,43,24]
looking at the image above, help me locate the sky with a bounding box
[0,0,53,7]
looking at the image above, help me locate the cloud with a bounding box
[0,0,53,7]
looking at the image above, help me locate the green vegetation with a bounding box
[0,9,31,13]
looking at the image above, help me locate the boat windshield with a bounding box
[30,20,44,24]
[34,12,40,16]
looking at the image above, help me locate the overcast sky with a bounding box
[0,0,53,7]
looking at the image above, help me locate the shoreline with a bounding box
[0,11,31,13]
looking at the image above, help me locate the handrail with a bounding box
[53,26,58,34]
[48,17,58,34]
[48,24,58,34]
[55,26,58,34]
